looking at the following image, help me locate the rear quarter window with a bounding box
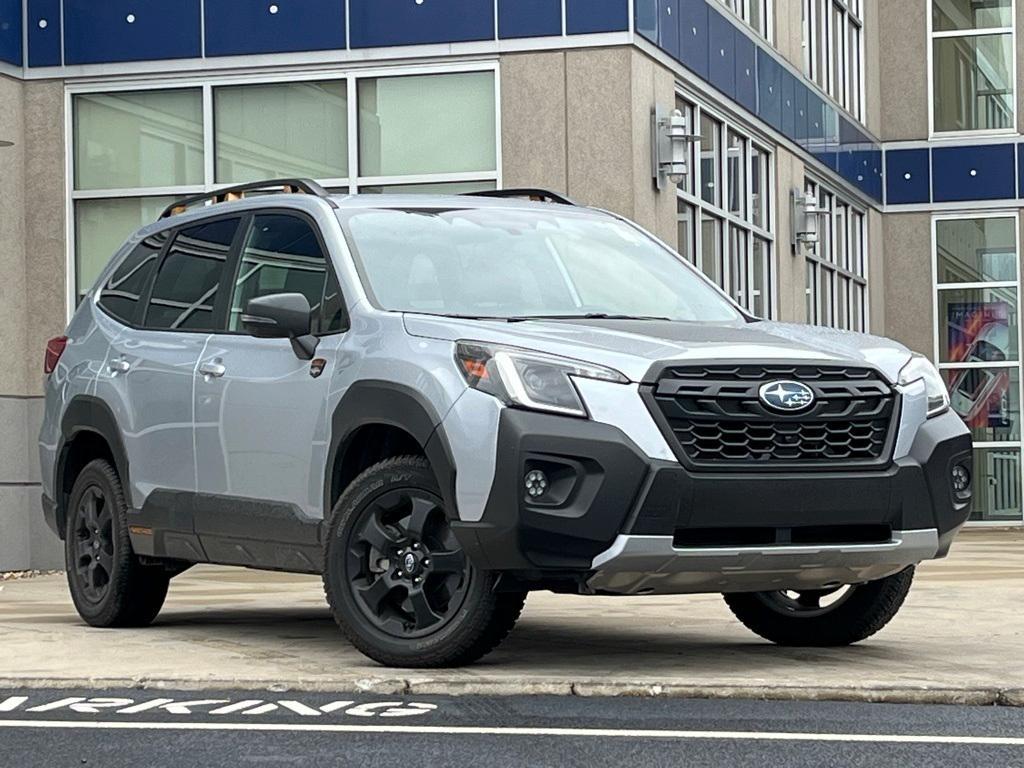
[96,231,169,325]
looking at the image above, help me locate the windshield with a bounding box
[340,207,743,322]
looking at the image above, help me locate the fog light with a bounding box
[952,463,971,494]
[524,470,549,499]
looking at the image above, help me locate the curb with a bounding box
[0,676,1020,707]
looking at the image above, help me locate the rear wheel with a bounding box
[323,456,525,667]
[64,459,169,627]
[723,568,915,646]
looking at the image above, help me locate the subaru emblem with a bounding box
[758,380,815,413]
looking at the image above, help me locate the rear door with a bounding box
[107,216,243,558]
[193,211,347,570]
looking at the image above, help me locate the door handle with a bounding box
[199,361,226,379]
[107,359,130,375]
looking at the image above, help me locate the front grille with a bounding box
[645,364,899,470]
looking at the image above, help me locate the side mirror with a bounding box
[241,293,319,360]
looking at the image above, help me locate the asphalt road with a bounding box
[1,688,1022,768]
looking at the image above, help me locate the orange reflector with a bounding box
[461,359,489,380]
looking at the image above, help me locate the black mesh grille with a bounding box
[646,364,899,470]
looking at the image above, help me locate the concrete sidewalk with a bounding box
[1,529,1022,705]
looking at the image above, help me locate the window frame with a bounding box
[715,0,774,42]
[802,0,866,123]
[64,61,502,318]
[803,176,869,332]
[927,0,1018,138]
[220,208,350,337]
[676,92,777,319]
[931,210,1024,526]
[140,212,248,334]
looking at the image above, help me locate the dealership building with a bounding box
[0,0,1021,569]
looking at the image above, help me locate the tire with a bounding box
[723,567,915,647]
[323,456,526,668]
[64,459,169,628]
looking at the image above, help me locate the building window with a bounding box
[69,68,500,302]
[676,96,775,318]
[930,0,1015,134]
[803,178,868,332]
[934,214,1022,524]
[715,0,773,41]
[802,0,864,121]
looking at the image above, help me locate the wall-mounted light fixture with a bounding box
[791,187,827,254]
[651,105,699,191]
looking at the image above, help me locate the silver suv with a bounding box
[39,180,972,667]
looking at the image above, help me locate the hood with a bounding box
[403,315,914,383]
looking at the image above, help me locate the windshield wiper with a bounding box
[505,313,674,323]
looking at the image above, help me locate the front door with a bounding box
[193,211,348,571]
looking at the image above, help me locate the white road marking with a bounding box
[0,720,1021,747]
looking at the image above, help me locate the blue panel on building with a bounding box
[885,148,930,205]
[635,0,658,42]
[794,82,809,144]
[0,0,22,66]
[566,0,628,34]
[350,0,494,48]
[205,0,345,56]
[933,144,1016,202]
[65,0,201,64]
[812,102,839,171]
[499,0,561,39]
[658,0,680,60]
[734,29,756,113]
[28,0,61,67]
[707,8,735,97]
[756,48,781,131]
[781,69,796,138]
[1019,144,1024,198]
[677,0,708,78]
[806,91,824,142]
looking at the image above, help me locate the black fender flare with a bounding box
[324,380,458,518]
[55,395,131,534]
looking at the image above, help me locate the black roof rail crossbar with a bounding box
[463,188,578,207]
[159,178,333,220]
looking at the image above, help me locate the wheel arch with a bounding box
[325,381,458,519]
[55,396,131,538]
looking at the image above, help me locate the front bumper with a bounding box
[451,408,972,593]
[588,529,939,595]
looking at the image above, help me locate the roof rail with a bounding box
[159,178,334,220]
[462,188,578,207]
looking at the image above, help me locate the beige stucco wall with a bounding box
[862,0,882,137]
[23,80,68,392]
[773,147,807,324]
[772,0,804,71]
[0,74,66,571]
[878,0,929,141]
[883,212,933,356]
[501,46,676,245]
[0,74,29,398]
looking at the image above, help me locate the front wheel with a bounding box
[723,567,915,647]
[323,456,526,668]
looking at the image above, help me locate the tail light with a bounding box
[44,336,68,375]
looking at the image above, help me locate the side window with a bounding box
[229,213,344,334]
[145,218,241,331]
[97,231,168,324]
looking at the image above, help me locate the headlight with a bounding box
[898,353,949,418]
[455,341,628,418]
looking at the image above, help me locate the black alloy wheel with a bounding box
[64,459,170,628]
[70,485,116,605]
[347,488,470,639]
[323,456,527,667]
